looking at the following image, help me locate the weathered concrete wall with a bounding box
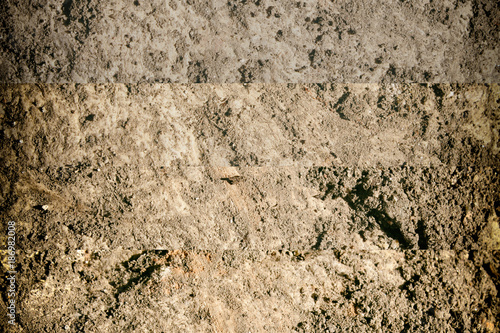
[1,0,499,83]
[1,1,499,331]
[0,84,499,331]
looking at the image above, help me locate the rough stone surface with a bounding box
[0,84,499,251]
[1,249,499,332]
[0,0,499,83]
[0,83,499,331]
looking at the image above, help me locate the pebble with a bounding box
[42,205,49,210]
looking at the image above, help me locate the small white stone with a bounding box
[19,139,23,143]
[42,205,49,210]
[160,266,171,278]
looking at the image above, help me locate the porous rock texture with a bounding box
[0,83,499,332]
[1,0,499,332]
[0,0,499,83]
